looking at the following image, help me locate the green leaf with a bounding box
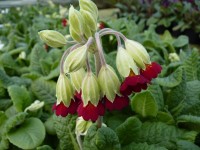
[0,111,7,136]
[177,115,200,132]
[7,118,45,149]
[44,115,56,135]
[115,117,142,145]
[156,67,183,87]
[0,53,16,69]
[3,112,27,135]
[131,91,158,117]
[31,78,56,104]
[176,140,200,150]
[83,125,121,150]
[132,122,186,149]
[183,50,198,81]
[0,99,12,111]
[122,142,167,150]
[156,111,174,125]
[30,44,47,74]
[54,115,79,150]
[37,145,53,150]
[8,85,32,112]
[173,35,189,48]
[148,84,164,110]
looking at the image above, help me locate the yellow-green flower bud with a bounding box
[169,52,180,62]
[64,45,87,73]
[69,5,84,36]
[75,117,93,135]
[56,74,74,106]
[83,24,93,39]
[79,0,98,21]
[82,72,101,106]
[69,27,83,43]
[98,65,120,101]
[80,9,97,31]
[38,30,67,48]
[116,47,139,77]
[70,68,86,92]
[125,39,151,70]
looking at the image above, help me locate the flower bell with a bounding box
[98,65,120,101]
[81,72,101,107]
[116,47,139,77]
[56,74,74,106]
[70,68,86,93]
[64,45,87,73]
[125,39,151,70]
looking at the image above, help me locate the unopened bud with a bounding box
[70,68,86,92]
[38,30,66,48]
[98,65,120,101]
[56,74,74,106]
[116,47,139,77]
[82,72,101,106]
[169,53,180,62]
[125,39,151,70]
[69,27,83,43]
[79,0,98,21]
[64,45,87,73]
[80,9,97,31]
[75,117,93,135]
[69,6,84,36]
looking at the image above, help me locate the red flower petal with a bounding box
[77,101,105,121]
[120,75,149,95]
[53,100,78,117]
[105,95,129,111]
[140,62,162,81]
[62,18,67,27]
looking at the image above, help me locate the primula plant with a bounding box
[39,0,162,149]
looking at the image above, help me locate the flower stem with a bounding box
[100,30,126,41]
[94,51,103,128]
[76,134,83,150]
[95,32,106,66]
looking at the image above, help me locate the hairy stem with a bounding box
[76,134,83,150]
[95,32,106,66]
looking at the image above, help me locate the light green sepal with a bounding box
[81,72,101,107]
[70,68,86,92]
[64,45,87,73]
[98,65,120,102]
[116,47,139,77]
[56,74,74,107]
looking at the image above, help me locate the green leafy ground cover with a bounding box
[0,3,200,150]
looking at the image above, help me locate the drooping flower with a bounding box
[105,95,129,111]
[120,71,149,96]
[98,65,120,101]
[140,62,162,81]
[77,101,105,121]
[53,100,79,117]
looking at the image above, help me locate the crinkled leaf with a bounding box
[31,78,56,104]
[148,84,164,110]
[0,53,16,69]
[133,122,190,149]
[122,142,167,150]
[176,140,200,150]
[7,118,45,149]
[0,99,12,111]
[156,67,182,87]
[8,85,32,112]
[115,117,142,145]
[177,115,200,132]
[53,115,79,150]
[131,91,158,117]
[3,112,27,135]
[156,111,174,125]
[183,49,198,81]
[83,125,121,150]
[30,44,47,74]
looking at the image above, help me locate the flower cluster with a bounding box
[39,0,162,122]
